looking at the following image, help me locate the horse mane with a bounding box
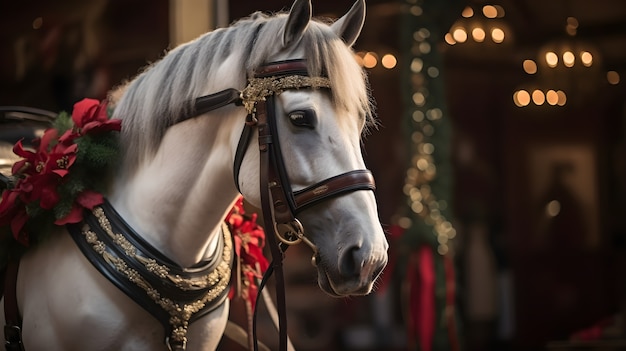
[109,10,374,175]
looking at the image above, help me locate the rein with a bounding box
[191,59,376,351]
[1,59,376,351]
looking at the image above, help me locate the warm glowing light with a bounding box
[566,26,577,36]
[437,245,449,255]
[491,27,505,43]
[556,90,567,106]
[427,66,439,78]
[523,59,537,74]
[412,110,424,122]
[426,108,443,120]
[354,52,364,66]
[362,52,378,69]
[472,27,486,42]
[566,17,579,36]
[483,5,498,18]
[445,33,456,45]
[412,92,425,106]
[452,28,468,43]
[419,42,431,54]
[532,90,545,105]
[607,71,620,85]
[32,17,43,30]
[513,90,530,107]
[462,6,474,18]
[563,51,575,67]
[546,51,558,67]
[411,58,423,73]
[581,51,593,66]
[546,90,559,105]
[416,158,429,171]
[411,201,424,214]
[397,217,412,229]
[493,5,505,17]
[410,6,423,16]
[546,200,561,217]
[381,54,397,69]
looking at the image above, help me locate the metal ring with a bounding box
[274,219,304,246]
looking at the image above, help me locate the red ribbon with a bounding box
[407,245,436,351]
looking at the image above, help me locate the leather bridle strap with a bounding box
[187,59,376,351]
[293,169,376,211]
[3,260,24,351]
[255,98,290,351]
[252,96,376,351]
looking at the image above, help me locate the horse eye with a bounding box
[288,110,316,129]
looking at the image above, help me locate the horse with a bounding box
[0,0,388,349]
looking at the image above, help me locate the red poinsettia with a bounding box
[70,98,121,135]
[0,98,120,246]
[226,197,269,309]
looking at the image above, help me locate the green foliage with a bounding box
[0,110,120,267]
[53,112,73,135]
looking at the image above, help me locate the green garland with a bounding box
[0,102,120,268]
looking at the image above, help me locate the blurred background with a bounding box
[1,0,625,350]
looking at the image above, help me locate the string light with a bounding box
[355,51,398,70]
[516,42,600,107]
[395,2,457,257]
[445,4,509,46]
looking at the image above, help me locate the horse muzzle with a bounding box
[317,249,387,297]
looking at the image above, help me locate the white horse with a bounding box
[1,0,388,350]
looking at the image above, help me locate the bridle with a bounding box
[190,58,376,351]
[0,59,377,351]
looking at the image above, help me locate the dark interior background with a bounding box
[1,1,625,350]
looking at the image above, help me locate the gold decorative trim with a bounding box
[92,207,231,290]
[240,75,332,115]
[80,207,233,347]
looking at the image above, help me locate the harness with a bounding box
[67,201,233,351]
[187,59,377,350]
[2,59,376,351]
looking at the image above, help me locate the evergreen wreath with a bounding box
[0,99,121,267]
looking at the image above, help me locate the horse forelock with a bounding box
[110,8,374,176]
[248,16,376,132]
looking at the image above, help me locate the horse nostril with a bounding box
[339,246,361,278]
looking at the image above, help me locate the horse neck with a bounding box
[108,110,242,267]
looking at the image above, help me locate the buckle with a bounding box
[4,325,25,351]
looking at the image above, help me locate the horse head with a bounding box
[235,0,389,297]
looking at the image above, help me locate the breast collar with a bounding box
[67,199,233,351]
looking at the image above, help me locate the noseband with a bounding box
[191,59,376,351]
[191,59,376,260]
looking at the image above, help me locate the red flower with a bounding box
[0,188,30,245]
[54,190,103,225]
[226,197,269,308]
[71,98,121,135]
[0,98,116,247]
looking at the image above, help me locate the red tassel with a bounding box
[407,245,436,351]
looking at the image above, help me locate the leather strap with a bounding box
[194,88,241,116]
[293,169,376,212]
[255,98,289,351]
[68,202,233,351]
[233,124,254,193]
[3,261,24,351]
[179,88,242,124]
[254,59,308,78]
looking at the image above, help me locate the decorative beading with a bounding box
[240,75,332,115]
[80,208,233,347]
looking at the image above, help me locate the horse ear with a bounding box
[330,0,366,47]
[283,0,312,47]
